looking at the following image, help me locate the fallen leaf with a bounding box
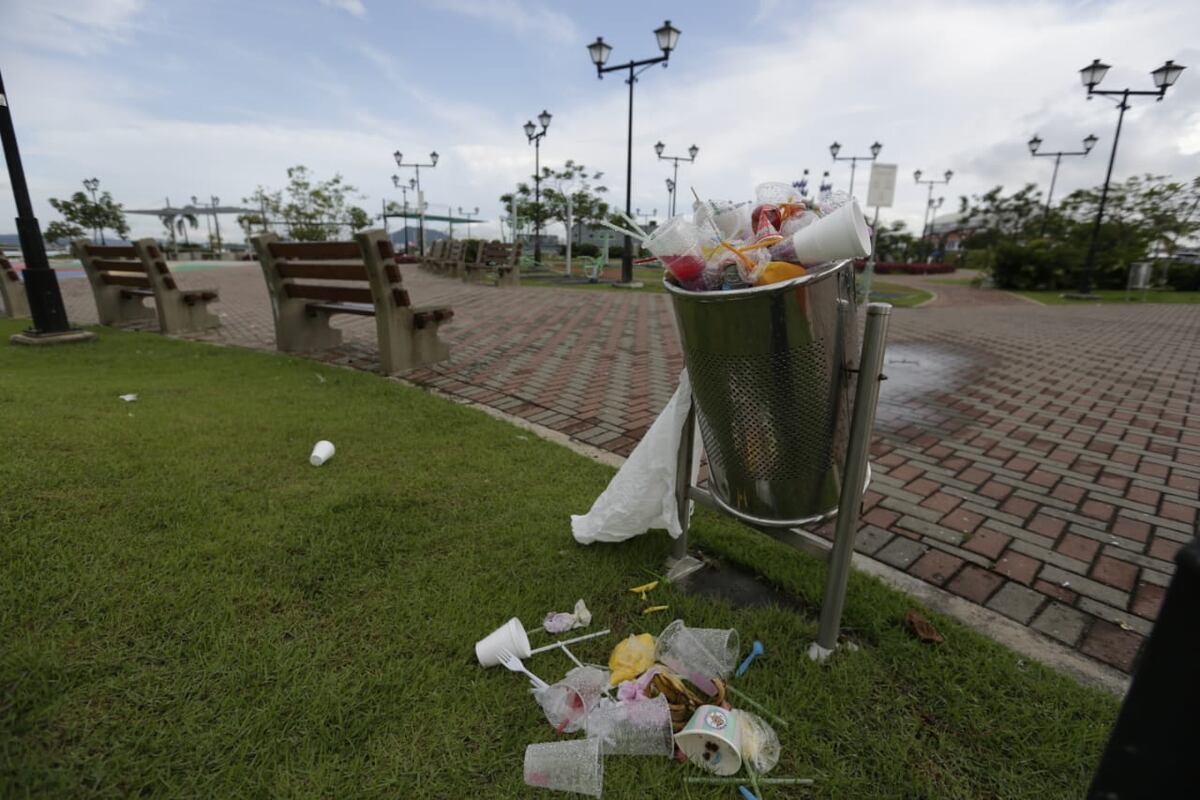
[904,610,943,644]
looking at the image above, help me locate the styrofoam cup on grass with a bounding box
[475,617,532,667]
[675,704,743,776]
[309,440,335,466]
[789,199,871,264]
[524,738,604,797]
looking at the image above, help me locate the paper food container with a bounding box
[674,704,743,776]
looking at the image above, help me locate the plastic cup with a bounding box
[534,666,610,733]
[474,617,532,667]
[586,695,674,756]
[646,217,708,290]
[789,199,871,264]
[656,620,740,694]
[524,738,604,797]
[309,440,335,466]
[755,181,798,206]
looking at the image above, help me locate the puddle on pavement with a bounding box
[875,342,990,431]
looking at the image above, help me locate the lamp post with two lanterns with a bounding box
[914,169,953,261]
[829,141,881,198]
[654,141,698,217]
[1027,133,1098,236]
[523,110,552,264]
[1073,58,1185,297]
[587,20,682,284]
[393,149,438,256]
[391,174,417,253]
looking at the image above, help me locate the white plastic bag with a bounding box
[571,370,700,544]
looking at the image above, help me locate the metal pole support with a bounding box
[809,302,892,660]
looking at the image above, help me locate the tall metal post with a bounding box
[0,67,87,341]
[1080,95,1127,296]
[622,67,634,282]
[812,303,892,658]
[1043,153,1063,235]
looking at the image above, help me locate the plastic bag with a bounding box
[571,370,700,544]
[608,633,657,684]
[737,710,781,774]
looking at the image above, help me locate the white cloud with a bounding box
[0,0,146,55]
[433,0,578,44]
[320,0,366,17]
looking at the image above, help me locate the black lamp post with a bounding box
[393,149,438,256]
[210,195,222,253]
[829,140,882,197]
[587,20,681,285]
[82,177,104,243]
[458,206,480,239]
[924,196,944,259]
[665,178,675,218]
[392,174,417,252]
[1074,58,1185,297]
[523,109,552,264]
[914,168,953,261]
[654,140,698,217]
[1027,133,1098,236]
[636,207,657,227]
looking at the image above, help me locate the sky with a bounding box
[1,0,1198,242]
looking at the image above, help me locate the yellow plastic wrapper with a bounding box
[608,633,656,684]
[755,261,807,286]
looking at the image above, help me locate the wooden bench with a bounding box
[464,240,522,287]
[438,240,468,279]
[420,240,446,274]
[73,239,220,333]
[251,228,453,374]
[0,255,31,319]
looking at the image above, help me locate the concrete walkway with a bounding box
[44,262,1199,677]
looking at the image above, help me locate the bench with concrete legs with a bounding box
[463,240,521,287]
[74,239,220,333]
[438,240,468,279]
[420,240,445,274]
[0,255,31,319]
[252,229,453,374]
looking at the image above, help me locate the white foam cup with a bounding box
[789,199,872,264]
[475,617,532,667]
[310,440,335,466]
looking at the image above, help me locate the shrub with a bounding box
[1165,260,1200,291]
[572,243,600,258]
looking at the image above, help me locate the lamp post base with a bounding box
[612,281,644,289]
[10,328,97,346]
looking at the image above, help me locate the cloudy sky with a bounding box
[1,0,1197,242]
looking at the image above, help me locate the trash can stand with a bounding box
[665,293,892,662]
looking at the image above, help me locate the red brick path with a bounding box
[41,263,1199,675]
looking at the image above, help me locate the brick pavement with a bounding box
[44,262,1199,675]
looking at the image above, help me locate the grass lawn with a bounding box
[1014,288,1200,305]
[0,321,1117,798]
[869,281,933,308]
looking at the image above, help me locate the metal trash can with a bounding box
[665,259,861,527]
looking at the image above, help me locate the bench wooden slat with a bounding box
[307,301,375,316]
[284,284,374,304]
[84,245,138,258]
[103,273,153,288]
[277,261,370,281]
[91,258,147,273]
[120,287,155,296]
[268,242,361,260]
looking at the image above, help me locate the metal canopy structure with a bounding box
[382,209,487,224]
[125,205,257,216]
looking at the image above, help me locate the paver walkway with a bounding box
[42,262,1200,676]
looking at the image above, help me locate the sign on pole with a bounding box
[866,163,897,208]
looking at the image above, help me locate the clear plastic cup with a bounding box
[755,181,799,206]
[534,666,610,733]
[524,738,604,797]
[656,620,740,694]
[586,695,674,756]
[646,217,708,290]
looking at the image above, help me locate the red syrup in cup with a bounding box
[662,254,705,288]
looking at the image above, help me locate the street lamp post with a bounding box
[654,140,698,217]
[923,196,944,260]
[523,109,552,264]
[210,195,222,254]
[665,178,675,219]
[587,20,681,285]
[458,206,480,239]
[192,195,212,248]
[0,67,87,341]
[392,175,417,252]
[1028,133,1098,236]
[82,177,104,243]
[636,208,657,228]
[914,168,953,261]
[1074,58,1185,297]
[829,141,882,198]
[393,149,438,256]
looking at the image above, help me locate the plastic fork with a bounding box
[496,648,550,690]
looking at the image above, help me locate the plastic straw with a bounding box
[726,686,789,728]
[530,629,611,655]
[617,211,649,240]
[593,219,646,242]
[684,777,814,786]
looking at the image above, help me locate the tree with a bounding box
[46,190,129,245]
[44,220,86,246]
[499,160,609,246]
[239,166,372,242]
[873,220,917,262]
[956,184,1045,271]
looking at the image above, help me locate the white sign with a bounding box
[866,163,898,208]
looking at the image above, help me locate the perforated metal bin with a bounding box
[664,259,862,527]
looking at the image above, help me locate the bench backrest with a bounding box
[442,240,465,263]
[256,234,413,309]
[478,240,521,266]
[426,240,446,262]
[1,255,19,284]
[74,243,164,291]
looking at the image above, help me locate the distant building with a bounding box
[571,220,658,247]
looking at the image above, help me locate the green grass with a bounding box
[1014,288,1200,305]
[870,281,934,308]
[0,322,1117,798]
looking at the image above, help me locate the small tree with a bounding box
[541,160,609,245]
[240,166,372,242]
[44,220,86,246]
[47,190,129,244]
[874,220,917,262]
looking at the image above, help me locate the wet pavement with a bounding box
[26,261,1200,677]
